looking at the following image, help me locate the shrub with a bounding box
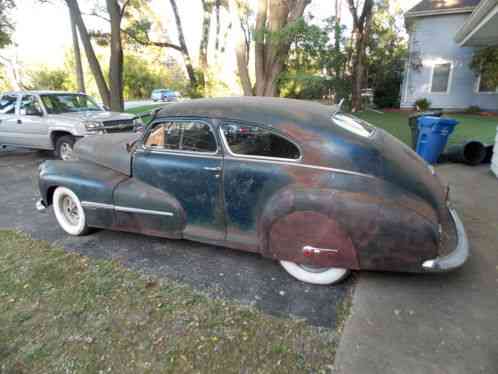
[465,105,481,114]
[415,98,431,111]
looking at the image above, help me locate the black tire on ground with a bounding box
[54,135,76,160]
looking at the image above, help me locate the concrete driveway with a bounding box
[0,148,351,328]
[334,164,498,373]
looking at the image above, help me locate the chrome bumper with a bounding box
[36,199,47,212]
[422,208,469,272]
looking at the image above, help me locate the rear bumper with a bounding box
[422,208,469,272]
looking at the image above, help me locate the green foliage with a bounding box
[0,0,14,48]
[368,0,408,108]
[27,67,71,91]
[415,98,431,111]
[470,47,498,90]
[279,17,351,101]
[465,105,481,114]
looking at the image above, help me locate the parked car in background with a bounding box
[151,89,181,102]
[36,97,468,285]
[0,91,138,160]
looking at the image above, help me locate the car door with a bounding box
[132,118,225,243]
[15,94,52,149]
[219,121,302,252]
[0,93,20,146]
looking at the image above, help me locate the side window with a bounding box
[222,122,300,160]
[20,95,43,115]
[181,121,217,153]
[145,120,216,153]
[0,95,17,114]
[145,122,181,150]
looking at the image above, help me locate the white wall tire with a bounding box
[280,261,350,285]
[52,187,89,236]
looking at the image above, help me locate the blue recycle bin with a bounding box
[416,116,459,164]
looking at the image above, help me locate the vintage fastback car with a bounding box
[36,98,469,285]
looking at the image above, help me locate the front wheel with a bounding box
[55,135,75,161]
[280,261,350,285]
[53,186,89,236]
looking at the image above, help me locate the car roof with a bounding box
[156,97,338,132]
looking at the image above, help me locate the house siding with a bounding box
[401,13,498,111]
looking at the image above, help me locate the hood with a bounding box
[48,111,135,123]
[74,132,140,176]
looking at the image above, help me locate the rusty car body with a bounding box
[36,98,469,285]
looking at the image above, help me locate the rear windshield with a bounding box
[332,113,375,138]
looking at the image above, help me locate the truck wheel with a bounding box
[55,135,75,161]
[53,186,89,236]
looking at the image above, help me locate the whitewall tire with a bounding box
[280,261,350,285]
[52,187,89,236]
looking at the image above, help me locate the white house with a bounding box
[401,0,498,111]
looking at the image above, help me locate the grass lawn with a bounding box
[125,104,164,115]
[354,111,497,147]
[0,230,348,373]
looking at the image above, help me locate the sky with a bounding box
[8,0,421,69]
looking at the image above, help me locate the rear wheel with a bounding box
[53,186,89,236]
[55,135,75,161]
[280,261,350,285]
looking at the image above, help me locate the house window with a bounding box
[431,63,452,93]
[477,69,498,93]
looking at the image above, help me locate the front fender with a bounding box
[38,160,128,206]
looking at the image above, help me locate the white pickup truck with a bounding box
[0,91,138,160]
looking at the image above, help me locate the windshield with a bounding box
[40,94,102,114]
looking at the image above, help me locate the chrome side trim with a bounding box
[422,208,469,272]
[141,148,222,160]
[81,201,174,217]
[223,155,374,178]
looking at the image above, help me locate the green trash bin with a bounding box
[408,111,443,150]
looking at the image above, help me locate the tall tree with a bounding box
[253,0,311,97]
[347,0,374,112]
[106,0,127,111]
[0,0,14,48]
[229,0,252,95]
[68,5,85,93]
[168,0,197,92]
[199,0,214,70]
[65,0,111,107]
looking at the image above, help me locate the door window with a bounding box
[145,120,217,153]
[20,95,43,115]
[222,122,300,160]
[0,95,17,114]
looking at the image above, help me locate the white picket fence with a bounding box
[492,126,498,178]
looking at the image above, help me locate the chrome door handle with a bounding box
[203,166,221,171]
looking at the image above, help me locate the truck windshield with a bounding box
[40,94,102,114]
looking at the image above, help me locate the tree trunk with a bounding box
[68,5,85,93]
[106,0,124,111]
[169,0,197,91]
[347,0,373,112]
[230,0,252,95]
[199,0,212,70]
[254,0,267,96]
[65,0,110,107]
[254,0,310,97]
[214,0,221,51]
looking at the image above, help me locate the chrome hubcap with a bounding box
[60,143,73,160]
[61,196,79,225]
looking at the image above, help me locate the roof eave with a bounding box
[405,6,476,19]
[455,0,498,46]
